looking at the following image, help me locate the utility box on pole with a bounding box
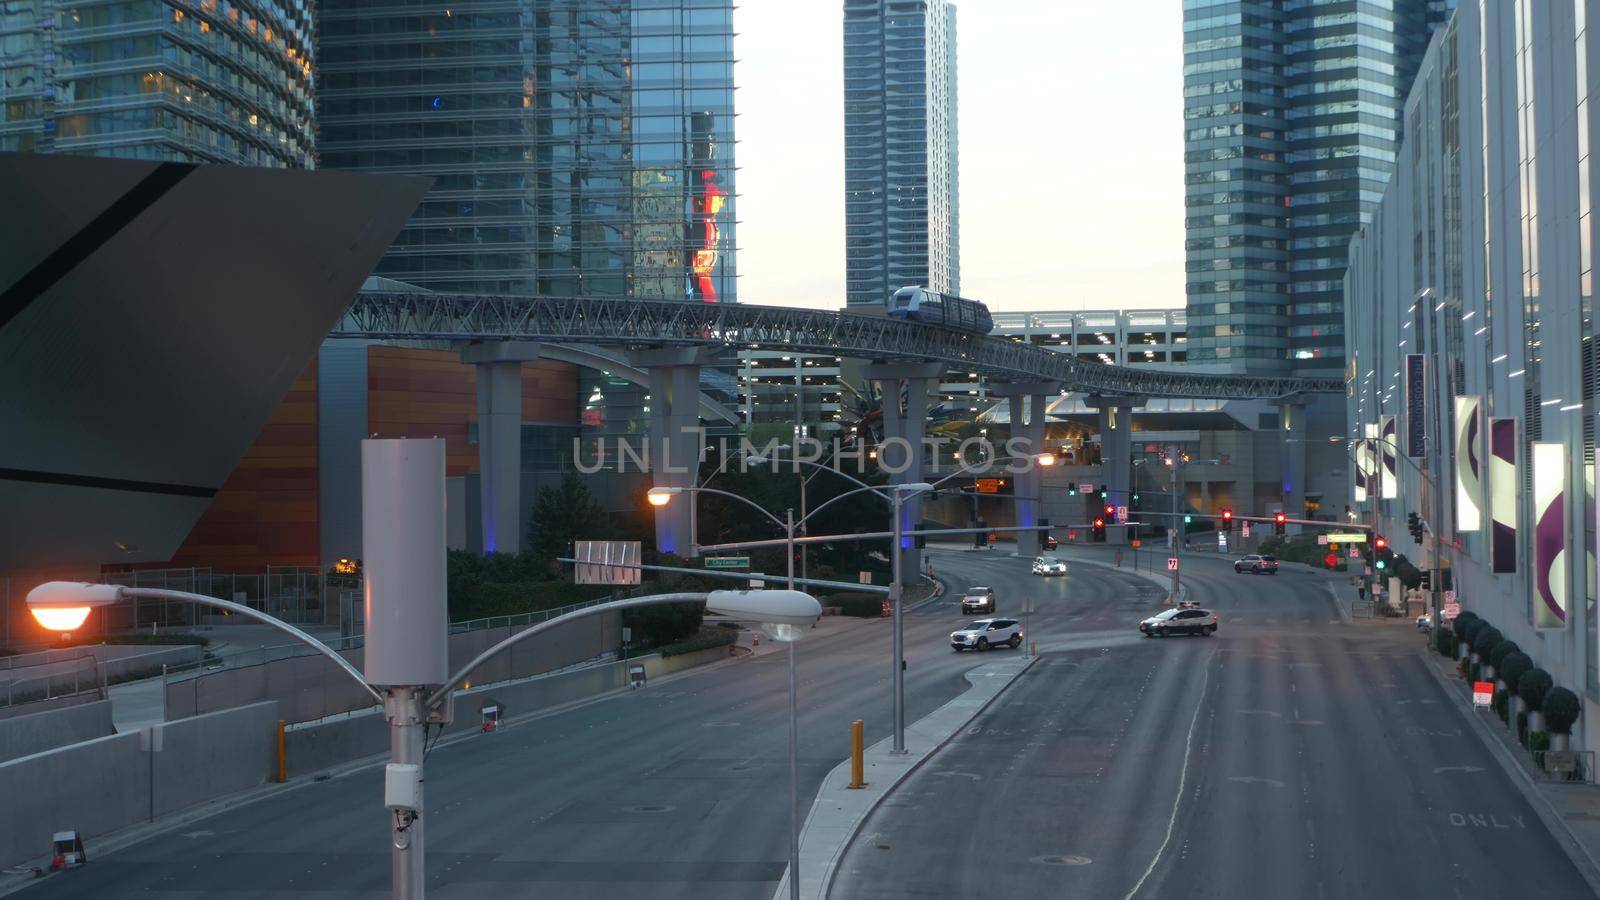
[361,438,449,687]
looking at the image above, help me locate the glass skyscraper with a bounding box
[843,0,958,309]
[1182,0,1451,374]
[0,0,315,167]
[317,0,736,301]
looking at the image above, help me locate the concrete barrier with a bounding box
[0,701,280,870]
[0,691,101,721]
[0,732,147,870]
[0,699,115,763]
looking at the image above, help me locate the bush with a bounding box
[1435,628,1458,658]
[1519,668,1554,711]
[1544,686,1582,735]
[1471,626,1503,660]
[1489,640,1521,671]
[1455,610,1480,630]
[624,602,705,649]
[1529,731,1552,755]
[1492,689,1509,723]
[1458,618,1484,650]
[1499,652,1533,695]
[1517,709,1530,746]
[656,626,738,658]
[830,592,886,618]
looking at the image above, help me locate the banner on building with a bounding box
[1533,441,1567,628]
[1454,397,1482,532]
[1379,415,1398,498]
[1353,435,1372,503]
[1490,418,1518,574]
[1405,354,1427,458]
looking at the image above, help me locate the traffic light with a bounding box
[1068,484,1077,496]
[1092,517,1107,542]
[1408,512,1424,544]
[1131,492,1141,508]
[1183,514,1193,525]
[1099,485,1108,500]
[1374,535,1388,551]
[1105,504,1115,517]
[1420,570,1432,590]
[1221,509,1233,528]
[1274,512,1286,535]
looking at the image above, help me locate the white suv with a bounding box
[961,587,997,614]
[1031,556,1068,576]
[951,618,1023,652]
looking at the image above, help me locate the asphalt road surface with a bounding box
[16,548,1139,899]
[831,546,1597,899]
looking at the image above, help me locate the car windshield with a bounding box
[1041,557,1061,564]
[1152,609,1179,620]
[964,621,992,630]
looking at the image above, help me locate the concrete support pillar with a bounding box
[1086,396,1144,533]
[630,348,718,558]
[864,362,946,587]
[995,383,1056,558]
[474,360,523,555]
[462,342,548,555]
[1279,399,1308,528]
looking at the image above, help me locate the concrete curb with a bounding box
[1063,554,1188,604]
[1324,583,1355,625]
[1418,648,1600,897]
[770,652,1041,900]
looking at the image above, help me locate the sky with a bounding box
[732,2,1186,315]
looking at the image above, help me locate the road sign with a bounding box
[1472,681,1494,708]
[574,540,642,585]
[1241,522,1251,538]
[1131,539,1142,548]
[1546,750,1580,774]
[705,556,750,569]
[1317,534,1328,545]
[1217,533,1228,551]
[1115,505,1128,523]
[1349,548,1360,558]
[1078,483,1094,495]
[1445,589,1456,604]
[1444,601,1461,620]
[859,571,873,585]
[1325,532,1368,543]
[976,478,1001,494]
[1167,557,1179,571]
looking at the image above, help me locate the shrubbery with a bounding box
[829,592,886,618]
[1458,617,1485,651]
[1518,668,1554,711]
[656,626,738,658]
[1489,639,1521,671]
[1471,625,1503,661]
[1499,652,1533,696]
[1492,689,1509,724]
[1544,686,1582,735]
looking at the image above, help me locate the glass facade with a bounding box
[0,0,315,166]
[1182,0,1452,374]
[318,0,736,300]
[843,0,958,308]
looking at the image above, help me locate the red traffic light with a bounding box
[1093,518,1105,528]
[1221,509,1233,522]
[1275,512,1287,525]
[1375,535,1388,550]
[1105,504,1115,516]
[1324,553,1339,568]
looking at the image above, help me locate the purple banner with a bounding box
[1490,417,1518,574]
[1533,442,1567,628]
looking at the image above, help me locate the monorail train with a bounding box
[886,286,995,334]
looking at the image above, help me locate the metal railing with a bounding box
[1533,750,1596,784]
[0,655,100,708]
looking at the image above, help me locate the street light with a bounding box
[25,580,817,900]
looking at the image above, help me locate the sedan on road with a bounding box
[1139,607,1218,637]
[1031,556,1068,576]
[1234,554,1279,575]
[1043,534,1059,550]
[951,618,1023,651]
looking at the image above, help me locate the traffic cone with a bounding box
[753,633,760,648]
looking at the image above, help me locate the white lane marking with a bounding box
[1124,651,1214,900]
[1227,776,1285,788]
[1433,766,1486,775]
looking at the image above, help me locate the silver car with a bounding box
[951,618,1023,652]
[1031,556,1068,576]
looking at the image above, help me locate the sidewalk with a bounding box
[1421,647,1600,895]
[771,653,1039,900]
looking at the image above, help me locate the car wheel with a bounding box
[1008,634,1021,649]
[1205,625,1217,636]
[1234,565,1242,573]
[953,646,963,652]
[977,637,990,651]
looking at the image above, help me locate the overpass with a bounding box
[333,291,1341,569]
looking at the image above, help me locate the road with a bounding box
[15,548,1140,899]
[831,546,1597,899]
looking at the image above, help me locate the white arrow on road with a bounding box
[1237,708,1283,718]
[1433,766,1486,775]
[1228,776,1286,788]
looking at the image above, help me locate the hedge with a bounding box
[829,592,886,618]
[1544,686,1582,735]
[1499,652,1533,696]
[1471,625,1503,660]
[656,626,738,658]
[1519,668,1554,711]
[1489,640,1521,671]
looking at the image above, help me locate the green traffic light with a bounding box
[1375,560,1387,570]
[1183,515,1193,524]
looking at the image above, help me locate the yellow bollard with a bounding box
[848,720,866,789]
[276,719,287,783]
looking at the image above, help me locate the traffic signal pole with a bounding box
[1169,453,1181,604]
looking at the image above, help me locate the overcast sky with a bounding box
[732,2,1186,314]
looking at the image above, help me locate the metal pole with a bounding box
[1427,341,1445,645]
[388,687,426,900]
[891,491,906,754]
[1170,455,1181,603]
[785,507,801,900]
[799,475,809,585]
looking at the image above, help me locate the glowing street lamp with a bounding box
[26,581,119,633]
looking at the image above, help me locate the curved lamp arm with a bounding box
[124,587,381,703]
[680,486,788,531]
[427,592,707,709]
[795,482,897,530]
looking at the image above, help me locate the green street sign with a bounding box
[704,556,750,570]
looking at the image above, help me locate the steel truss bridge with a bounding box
[333,292,1344,400]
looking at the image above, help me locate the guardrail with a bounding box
[1533,749,1596,784]
[1,656,100,709]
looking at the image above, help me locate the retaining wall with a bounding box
[0,701,279,870]
[0,699,114,763]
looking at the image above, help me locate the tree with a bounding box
[1500,652,1533,695]
[1489,640,1521,672]
[528,473,609,570]
[1518,668,1554,711]
[1544,687,1582,736]
[1471,624,1502,660]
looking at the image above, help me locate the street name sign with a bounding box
[705,556,750,569]
[1325,533,1368,543]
